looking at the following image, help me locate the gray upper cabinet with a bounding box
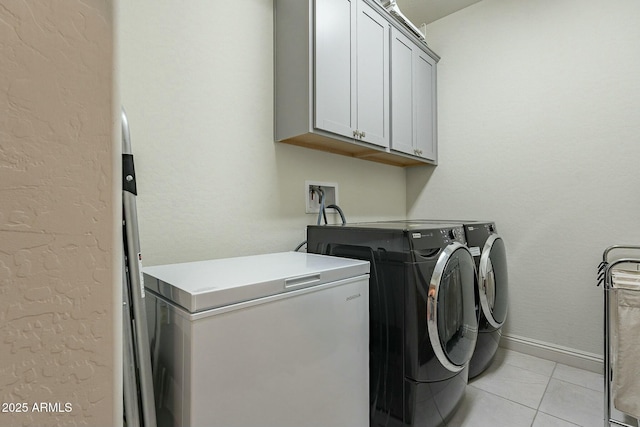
[391,28,437,161]
[275,0,439,167]
[314,0,388,147]
[314,0,356,140]
[354,1,390,147]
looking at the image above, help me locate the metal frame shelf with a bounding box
[598,245,640,427]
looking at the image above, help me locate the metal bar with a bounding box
[603,245,640,264]
[604,270,612,427]
[608,419,636,427]
[122,107,157,427]
[122,253,141,427]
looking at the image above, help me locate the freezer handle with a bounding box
[285,274,321,289]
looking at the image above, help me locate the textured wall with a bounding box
[407,0,640,355]
[118,0,407,267]
[0,1,116,426]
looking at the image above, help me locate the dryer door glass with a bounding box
[479,235,508,329]
[427,243,478,372]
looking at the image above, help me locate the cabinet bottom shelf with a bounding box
[279,132,433,167]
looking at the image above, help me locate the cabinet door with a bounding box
[390,29,415,155]
[356,1,389,148]
[314,0,356,138]
[415,50,436,161]
[390,28,437,160]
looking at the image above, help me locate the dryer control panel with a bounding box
[440,226,467,245]
[464,222,497,249]
[409,226,466,251]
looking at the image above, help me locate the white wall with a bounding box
[118,0,406,266]
[407,0,640,356]
[119,0,640,358]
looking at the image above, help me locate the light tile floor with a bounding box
[446,348,639,427]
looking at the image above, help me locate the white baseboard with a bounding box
[500,333,603,374]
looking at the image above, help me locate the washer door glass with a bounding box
[427,243,478,372]
[479,235,508,328]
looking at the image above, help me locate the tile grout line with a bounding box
[534,410,583,427]
[467,379,584,427]
[468,351,604,427]
[470,354,558,411]
[467,383,538,413]
[552,365,605,394]
[540,361,558,410]
[500,349,558,377]
[529,362,556,427]
[536,374,597,427]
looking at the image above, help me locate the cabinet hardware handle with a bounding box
[353,130,358,138]
[360,131,366,138]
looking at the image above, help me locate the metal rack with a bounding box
[122,108,157,427]
[598,245,640,427]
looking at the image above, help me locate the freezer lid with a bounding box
[142,251,370,313]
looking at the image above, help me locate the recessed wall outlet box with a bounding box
[305,180,338,214]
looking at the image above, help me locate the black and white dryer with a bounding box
[408,220,509,378]
[462,221,508,378]
[307,221,478,427]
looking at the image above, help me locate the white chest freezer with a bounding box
[143,251,370,427]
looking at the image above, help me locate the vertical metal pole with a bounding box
[122,107,157,427]
[604,278,611,427]
[123,253,141,427]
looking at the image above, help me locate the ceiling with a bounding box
[395,0,482,25]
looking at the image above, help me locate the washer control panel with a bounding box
[408,224,467,251]
[440,226,466,245]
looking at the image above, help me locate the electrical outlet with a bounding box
[305,180,338,214]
